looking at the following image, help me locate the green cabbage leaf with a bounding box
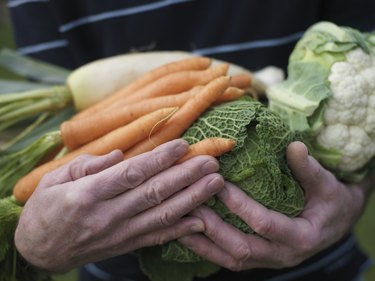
[139,97,306,281]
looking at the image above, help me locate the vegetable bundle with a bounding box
[0,49,254,143]
[2,21,373,281]
[0,53,257,281]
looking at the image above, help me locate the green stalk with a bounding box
[0,79,50,94]
[0,100,34,115]
[0,117,25,131]
[0,131,62,198]
[1,98,62,121]
[0,87,69,104]
[0,113,49,151]
[0,86,72,132]
[0,48,70,84]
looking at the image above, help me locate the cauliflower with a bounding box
[266,22,375,181]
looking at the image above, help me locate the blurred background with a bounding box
[0,1,374,280]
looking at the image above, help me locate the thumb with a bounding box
[287,141,333,196]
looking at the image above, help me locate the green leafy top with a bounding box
[266,21,372,132]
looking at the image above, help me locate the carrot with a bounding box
[61,87,203,150]
[73,57,211,120]
[13,107,178,204]
[62,85,242,150]
[100,64,229,113]
[123,76,231,159]
[230,73,252,89]
[101,84,239,117]
[215,87,244,104]
[175,138,236,164]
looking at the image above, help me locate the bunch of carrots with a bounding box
[12,56,254,204]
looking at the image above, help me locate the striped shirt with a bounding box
[7,1,375,281]
[7,0,375,71]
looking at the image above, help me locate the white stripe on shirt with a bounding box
[16,31,302,56]
[59,0,194,32]
[7,0,48,8]
[83,263,113,281]
[18,39,68,55]
[193,31,304,56]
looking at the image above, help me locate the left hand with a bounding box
[178,141,372,271]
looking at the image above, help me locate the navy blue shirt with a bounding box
[7,0,375,280]
[7,0,375,71]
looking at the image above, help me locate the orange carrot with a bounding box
[61,87,203,150]
[215,87,244,104]
[62,85,242,150]
[175,138,236,164]
[73,57,211,120]
[13,107,178,204]
[230,73,252,89]
[101,64,229,112]
[123,76,231,159]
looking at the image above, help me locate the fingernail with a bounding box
[207,176,224,194]
[201,160,219,174]
[190,220,205,232]
[174,142,189,157]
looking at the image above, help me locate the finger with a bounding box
[125,174,224,237]
[217,182,303,243]
[38,150,124,187]
[188,205,290,269]
[88,139,190,200]
[286,141,337,197]
[109,156,220,217]
[179,233,240,270]
[123,217,206,252]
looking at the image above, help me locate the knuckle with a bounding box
[144,181,164,206]
[64,189,91,210]
[178,164,197,185]
[251,214,274,236]
[233,243,252,264]
[147,150,172,172]
[67,154,95,179]
[188,189,205,206]
[120,164,146,187]
[159,207,176,226]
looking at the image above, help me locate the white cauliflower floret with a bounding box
[319,48,375,172]
[317,124,375,172]
[364,95,375,137]
[326,63,368,124]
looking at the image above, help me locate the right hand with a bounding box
[14,139,224,272]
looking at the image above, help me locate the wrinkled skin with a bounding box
[179,141,373,271]
[14,139,225,272]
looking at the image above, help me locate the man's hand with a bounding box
[178,141,371,271]
[14,139,224,272]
